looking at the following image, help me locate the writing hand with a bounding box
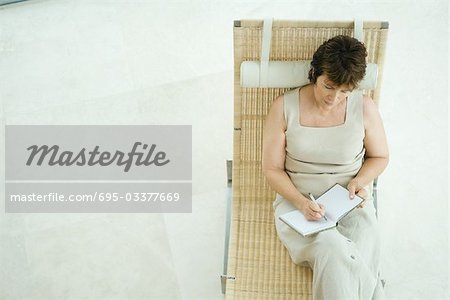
[301,200,326,221]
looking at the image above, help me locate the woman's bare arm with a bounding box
[348,95,389,198]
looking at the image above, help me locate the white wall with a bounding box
[0,0,448,299]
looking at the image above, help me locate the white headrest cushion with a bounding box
[240,60,377,90]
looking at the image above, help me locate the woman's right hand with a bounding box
[300,199,326,221]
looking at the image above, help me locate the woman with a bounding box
[262,35,389,299]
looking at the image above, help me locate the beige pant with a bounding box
[274,197,386,300]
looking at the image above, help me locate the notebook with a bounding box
[279,184,364,236]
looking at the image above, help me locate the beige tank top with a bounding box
[280,86,366,198]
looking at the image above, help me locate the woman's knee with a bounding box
[311,230,350,258]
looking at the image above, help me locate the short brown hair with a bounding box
[308,35,367,89]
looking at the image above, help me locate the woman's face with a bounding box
[313,74,353,108]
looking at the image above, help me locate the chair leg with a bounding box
[221,160,233,294]
[374,179,386,289]
[372,177,379,218]
[220,275,227,294]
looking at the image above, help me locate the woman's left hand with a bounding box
[347,179,367,208]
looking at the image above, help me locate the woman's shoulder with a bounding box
[280,86,303,105]
[268,86,304,128]
[267,94,286,129]
[362,94,378,114]
[271,93,285,110]
[362,94,382,128]
[271,87,298,111]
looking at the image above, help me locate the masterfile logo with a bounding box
[6,125,191,180]
[25,142,170,172]
[5,125,192,213]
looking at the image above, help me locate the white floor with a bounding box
[0,0,448,299]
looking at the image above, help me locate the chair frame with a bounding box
[221,19,389,298]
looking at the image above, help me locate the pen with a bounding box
[308,193,328,221]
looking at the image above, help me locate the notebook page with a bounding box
[279,210,336,236]
[317,184,363,222]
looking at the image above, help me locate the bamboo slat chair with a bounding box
[221,20,389,299]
